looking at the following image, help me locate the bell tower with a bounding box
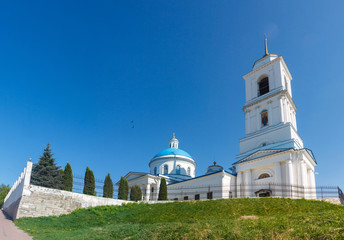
[238,37,303,158]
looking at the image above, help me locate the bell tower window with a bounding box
[258,77,269,96]
[261,110,268,127]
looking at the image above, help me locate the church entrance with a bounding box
[255,189,272,197]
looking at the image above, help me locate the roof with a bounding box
[153,148,193,159]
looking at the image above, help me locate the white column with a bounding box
[245,170,252,197]
[245,110,249,135]
[300,161,307,198]
[145,184,150,201]
[279,97,285,123]
[267,101,272,125]
[237,172,242,198]
[286,160,294,198]
[256,107,260,131]
[275,162,282,197]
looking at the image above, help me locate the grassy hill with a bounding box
[15,198,344,239]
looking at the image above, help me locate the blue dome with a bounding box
[153,148,193,159]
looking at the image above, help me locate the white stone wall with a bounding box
[16,185,129,219]
[3,161,33,219]
[3,161,129,220]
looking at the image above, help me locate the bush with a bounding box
[103,173,113,198]
[83,167,96,196]
[158,177,167,200]
[130,185,142,201]
[63,163,73,191]
[118,176,129,200]
[0,184,10,208]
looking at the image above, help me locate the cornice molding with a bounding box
[243,90,297,112]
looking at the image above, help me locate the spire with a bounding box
[264,34,269,56]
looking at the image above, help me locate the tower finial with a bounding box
[264,34,269,56]
[173,132,175,138]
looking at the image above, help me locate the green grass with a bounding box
[15,198,344,239]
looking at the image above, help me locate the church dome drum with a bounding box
[149,134,196,180]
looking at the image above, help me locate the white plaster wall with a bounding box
[239,123,303,154]
[235,150,316,199]
[167,172,236,201]
[244,57,291,103]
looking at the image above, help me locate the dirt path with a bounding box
[0,210,32,240]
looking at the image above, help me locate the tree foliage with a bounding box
[31,143,61,189]
[158,177,168,200]
[118,176,129,200]
[0,184,10,208]
[57,169,64,190]
[63,163,73,191]
[83,167,95,196]
[130,185,142,202]
[103,173,113,198]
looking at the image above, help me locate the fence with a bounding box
[66,174,342,202]
[165,183,339,201]
[72,174,119,198]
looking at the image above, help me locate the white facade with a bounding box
[234,41,317,198]
[121,39,317,201]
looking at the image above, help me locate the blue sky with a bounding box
[0,1,343,190]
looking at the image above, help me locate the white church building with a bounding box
[121,39,317,201]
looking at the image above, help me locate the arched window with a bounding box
[258,77,269,96]
[154,167,157,175]
[258,173,270,179]
[164,165,168,174]
[187,167,191,176]
[261,110,268,127]
[176,165,181,175]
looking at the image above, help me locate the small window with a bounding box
[184,196,188,200]
[261,110,268,127]
[151,187,154,193]
[258,173,270,179]
[195,194,200,200]
[164,165,168,174]
[187,167,191,176]
[154,167,157,175]
[207,192,213,199]
[173,198,178,201]
[258,77,269,96]
[176,165,181,175]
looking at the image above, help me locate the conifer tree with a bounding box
[63,163,73,191]
[31,143,61,189]
[57,169,64,189]
[158,177,168,200]
[130,185,142,201]
[103,173,113,198]
[83,167,96,196]
[118,176,129,200]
